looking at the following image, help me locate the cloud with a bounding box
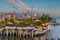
[6,0,32,12]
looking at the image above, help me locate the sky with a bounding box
[0,0,60,17]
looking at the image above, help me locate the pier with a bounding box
[0,26,47,38]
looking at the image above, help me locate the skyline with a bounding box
[0,0,60,17]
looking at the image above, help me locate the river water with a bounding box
[0,18,60,40]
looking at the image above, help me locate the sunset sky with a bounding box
[0,0,60,17]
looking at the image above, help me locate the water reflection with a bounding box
[0,33,49,40]
[0,27,52,40]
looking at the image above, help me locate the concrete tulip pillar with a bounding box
[20,30,21,37]
[6,29,8,37]
[32,30,34,37]
[17,30,19,36]
[10,30,12,36]
[25,30,28,38]
[12,29,14,37]
[10,29,12,36]
[1,31,2,36]
[16,30,17,36]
